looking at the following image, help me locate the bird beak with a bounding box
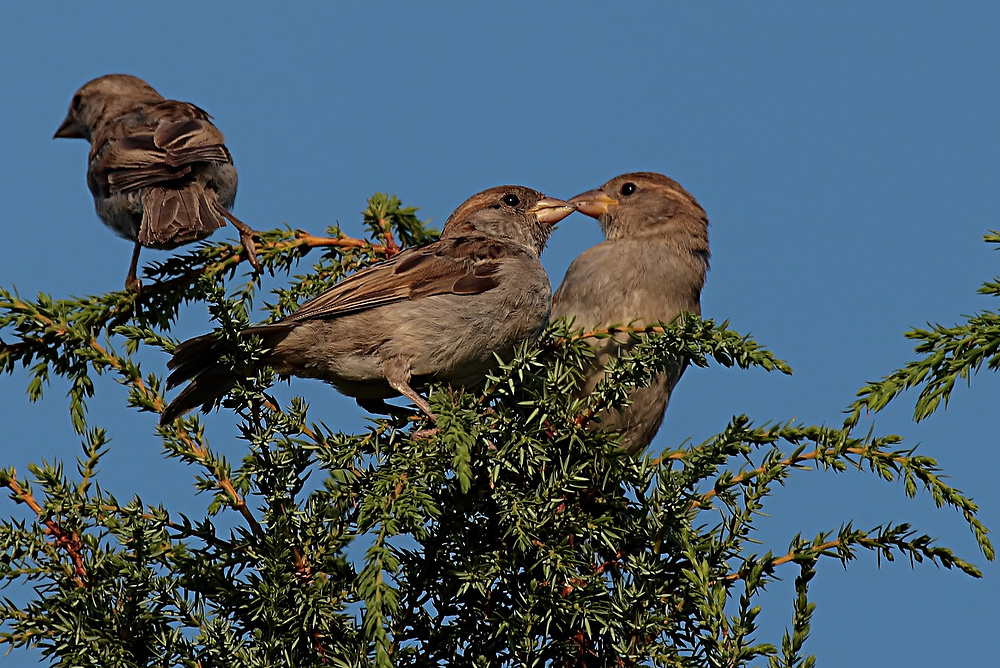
[569,190,617,218]
[528,197,577,225]
[53,114,83,139]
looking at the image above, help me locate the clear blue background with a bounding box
[1,2,997,665]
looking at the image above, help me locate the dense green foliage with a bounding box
[0,198,993,667]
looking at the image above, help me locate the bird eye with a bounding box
[502,194,520,207]
[620,182,637,196]
[70,94,82,111]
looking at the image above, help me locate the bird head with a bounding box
[571,172,710,263]
[442,185,576,255]
[54,74,164,142]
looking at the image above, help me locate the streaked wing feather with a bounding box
[283,238,504,323]
[152,118,230,166]
[89,103,230,194]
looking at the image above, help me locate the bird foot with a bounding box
[216,205,262,272]
[239,229,262,272]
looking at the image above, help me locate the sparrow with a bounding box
[159,185,575,425]
[54,74,260,292]
[551,172,710,454]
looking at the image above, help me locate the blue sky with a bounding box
[1,3,997,665]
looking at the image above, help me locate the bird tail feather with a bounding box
[139,186,227,249]
[159,333,237,425]
[159,326,291,426]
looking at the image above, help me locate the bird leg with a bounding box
[216,205,262,272]
[125,240,143,293]
[384,359,435,419]
[389,380,435,419]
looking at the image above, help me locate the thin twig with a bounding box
[2,473,87,588]
[724,538,841,582]
[690,446,910,510]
